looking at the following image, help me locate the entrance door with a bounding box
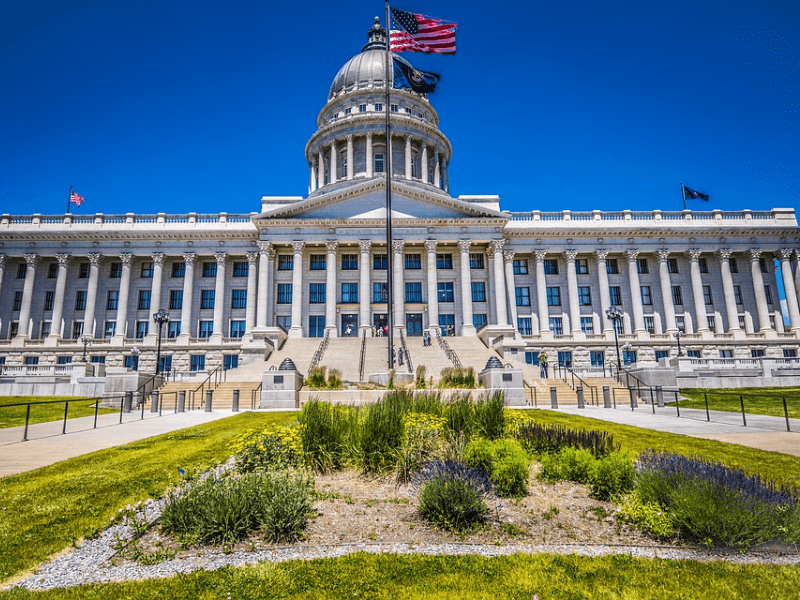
[406,314,422,336]
[341,314,358,336]
[309,315,326,338]
[373,314,387,336]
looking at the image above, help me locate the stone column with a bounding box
[434,150,441,188]
[309,159,316,194]
[421,143,428,184]
[83,253,101,337]
[793,249,800,313]
[564,250,582,337]
[443,160,450,193]
[459,240,476,336]
[392,240,405,331]
[0,255,5,303]
[405,135,412,179]
[749,248,772,332]
[289,242,305,338]
[245,251,259,335]
[778,249,800,331]
[504,250,518,332]
[144,252,165,343]
[48,253,71,340]
[595,250,612,335]
[325,240,338,336]
[686,249,709,333]
[359,240,371,334]
[366,133,373,178]
[491,240,508,326]
[717,249,741,334]
[255,242,271,329]
[425,240,439,331]
[113,253,133,343]
[211,252,227,342]
[655,249,677,333]
[330,142,337,184]
[346,135,354,180]
[534,250,550,336]
[178,252,196,342]
[14,254,38,340]
[317,149,325,189]
[625,249,647,335]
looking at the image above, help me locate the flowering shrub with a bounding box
[618,491,674,540]
[539,447,635,502]
[465,438,530,498]
[231,426,303,472]
[516,422,617,457]
[414,460,492,532]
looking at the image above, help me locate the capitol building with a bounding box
[1,19,799,383]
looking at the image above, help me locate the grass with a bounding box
[0,396,117,429]
[1,553,798,599]
[676,387,800,420]
[513,409,800,488]
[0,411,295,583]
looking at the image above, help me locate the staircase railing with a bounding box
[564,367,599,406]
[434,328,462,369]
[190,366,224,409]
[251,381,262,409]
[308,329,330,373]
[399,330,413,373]
[359,328,367,382]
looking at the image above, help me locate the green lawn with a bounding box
[0,397,118,429]
[676,387,800,420]
[1,553,798,599]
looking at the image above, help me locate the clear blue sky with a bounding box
[2,0,798,216]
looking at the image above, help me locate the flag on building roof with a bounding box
[393,56,440,94]
[69,189,85,206]
[390,7,457,54]
[682,184,709,202]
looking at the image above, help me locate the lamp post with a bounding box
[80,334,90,362]
[605,306,624,374]
[153,308,170,375]
[131,346,139,372]
[673,329,684,357]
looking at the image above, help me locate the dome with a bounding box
[328,17,390,100]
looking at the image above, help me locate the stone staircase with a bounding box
[445,336,503,373]
[318,336,366,381]
[402,336,451,380]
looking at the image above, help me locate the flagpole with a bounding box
[680,182,685,211]
[385,0,395,371]
[67,186,73,214]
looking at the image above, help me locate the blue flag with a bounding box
[393,56,440,94]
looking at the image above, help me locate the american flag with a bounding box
[69,190,85,207]
[390,7,457,55]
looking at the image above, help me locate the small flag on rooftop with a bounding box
[393,56,440,93]
[681,184,709,202]
[69,189,85,207]
[390,7,458,54]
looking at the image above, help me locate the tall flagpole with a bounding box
[67,186,73,214]
[385,0,395,371]
[680,181,686,211]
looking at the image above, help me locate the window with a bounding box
[549,317,563,335]
[169,290,183,310]
[578,286,591,306]
[675,315,685,332]
[473,314,487,329]
[375,103,383,112]
[91,356,106,364]
[438,314,455,334]
[783,349,797,358]
[48,263,58,278]
[310,255,326,270]
[104,321,116,338]
[525,351,540,365]
[201,289,215,309]
[707,315,717,331]
[668,258,679,274]
[276,315,292,330]
[469,253,484,269]
[655,350,669,361]
[739,315,746,329]
[698,258,708,273]
[278,255,293,270]
[12,291,22,312]
[575,259,589,274]
[751,348,765,358]
[734,285,743,305]
[202,262,217,277]
[17,263,27,278]
[191,355,206,372]
[224,354,239,370]
[636,258,648,274]
[75,290,86,311]
[606,259,619,274]
[24,356,39,365]
[79,263,89,278]
[436,253,453,269]
[405,254,421,269]
[107,291,119,310]
[140,262,153,278]
[623,350,637,365]
[109,262,121,278]
[517,317,532,335]
[374,153,384,173]
[703,285,713,305]
[135,321,148,338]
[231,289,247,309]
[590,351,604,367]
[168,321,181,338]
[43,291,54,311]
[543,259,558,274]
[546,286,560,306]
[172,262,185,278]
[471,282,486,303]
[344,107,351,115]
[687,349,701,358]
[581,316,594,334]
[358,104,367,113]
[759,257,768,273]
[232,262,248,277]
[729,258,738,273]
[230,320,246,338]
[406,282,423,303]
[341,254,358,270]
[609,286,622,305]
[72,321,84,339]
[391,104,398,112]
[513,259,528,274]
[41,321,51,337]
[138,290,151,310]
[641,286,652,305]
[373,254,388,270]
[277,284,292,304]
[764,285,773,305]
[309,283,326,304]
[672,286,683,305]
[557,351,572,368]
[373,282,388,303]
[199,321,214,338]
[644,316,655,333]
[341,283,358,303]
[437,282,454,303]
[10,322,18,337]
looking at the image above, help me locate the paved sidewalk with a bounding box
[547,404,800,457]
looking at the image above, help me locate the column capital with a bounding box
[346,133,353,141]
[405,133,412,142]
[392,239,405,254]
[366,131,373,140]
[257,240,271,255]
[564,249,577,262]
[182,251,197,265]
[214,251,228,264]
[292,241,305,254]
[748,248,762,261]
[491,239,505,254]
[23,253,40,267]
[359,239,371,254]
[151,252,165,265]
[504,250,516,263]
[424,239,438,253]
[268,247,277,259]
[625,248,640,262]
[534,249,548,262]
[246,251,259,265]
[656,248,671,261]
[594,249,609,261]
[686,248,702,261]
[717,248,733,261]
[118,252,133,266]
[55,253,71,267]
[87,252,102,266]
[778,248,794,261]
[325,240,339,253]
[458,239,472,254]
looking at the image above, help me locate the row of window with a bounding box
[335,103,428,119]
[277,252,487,271]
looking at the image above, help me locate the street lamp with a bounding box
[605,306,624,374]
[131,346,140,371]
[152,308,170,375]
[673,329,684,357]
[80,334,90,362]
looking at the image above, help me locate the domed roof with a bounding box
[328,17,390,100]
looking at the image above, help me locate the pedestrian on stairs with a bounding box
[539,351,549,378]
[398,347,404,366]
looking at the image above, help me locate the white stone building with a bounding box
[1,20,799,377]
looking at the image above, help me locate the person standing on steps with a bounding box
[398,347,404,366]
[539,351,549,378]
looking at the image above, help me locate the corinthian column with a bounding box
[421,143,428,184]
[425,240,439,331]
[112,253,133,344]
[491,240,508,326]
[366,133,373,178]
[330,142,337,185]
[749,249,772,332]
[595,250,612,336]
[211,252,227,342]
[48,253,70,341]
[392,240,405,331]
[255,242,271,329]
[717,249,741,334]
[145,252,165,343]
[504,250,518,332]
[178,252,196,342]
[626,249,647,335]
[686,249,709,333]
[325,241,338,336]
[779,249,800,331]
[534,250,550,337]
[459,240,476,336]
[564,250,582,337]
[405,135,412,179]
[359,240,371,334]
[309,159,316,194]
[289,241,305,338]
[656,249,677,333]
[15,254,39,341]
[434,150,440,188]
[84,253,101,337]
[346,135,354,180]
[0,255,6,302]
[317,149,325,190]
[245,251,259,336]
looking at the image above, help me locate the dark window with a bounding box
[578,286,591,306]
[17,263,27,278]
[109,263,121,278]
[230,321,246,338]
[169,290,183,310]
[513,259,528,275]
[168,321,181,338]
[609,286,622,305]
[473,314,487,329]
[751,348,765,358]
[231,289,247,309]
[79,263,89,278]
[517,318,532,335]
[672,286,683,306]
[309,283,326,303]
[406,282,423,303]
[575,259,589,274]
[202,262,217,277]
[373,254,388,270]
[764,285,773,305]
[140,262,154,278]
[543,259,558,274]
[310,255,326,270]
[138,290,151,310]
[545,286,559,306]
[201,289,215,309]
[516,287,531,306]
[172,262,185,278]
[641,286,652,305]
[135,321,148,339]
[75,290,86,311]
[437,282,454,302]
[341,282,358,303]
[278,255,293,270]
[199,321,214,338]
[341,254,358,270]
[734,285,743,305]
[48,263,58,278]
[698,258,708,273]
[191,355,206,371]
[436,254,453,269]
[405,254,422,269]
[606,259,619,274]
[373,282,388,303]
[277,284,292,304]
[644,316,655,333]
[668,258,679,274]
[107,291,119,310]
[729,258,738,273]
[43,291,54,311]
[232,262,248,277]
[703,286,713,305]
[469,253,485,269]
[636,258,648,274]
[471,282,486,303]
[549,317,563,335]
[759,258,768,274]
[13,291,24,311]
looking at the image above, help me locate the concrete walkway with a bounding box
[547,404,800,457]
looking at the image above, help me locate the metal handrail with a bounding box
[434,328,462,369]
[308,329,330,373]
[565,367,599,406]
[359,328,367,382]
[251,381,262,409]
[399,330,413,373]
[190,365,222,408]
[522,380,538,407]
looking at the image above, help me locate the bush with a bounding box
[590,452,635,501]
[618,491,674,540]
[254,471,316,542]
[516,422,617,457]
[539,446,596,484]
[298,400,357,472]
[439,367,476,389]
[358,394,407,473]
[474,393,506,440]
[327,368,343,390]
[414,461,492,532]
[394,412,446,483]
[306,367,327,390]
[445,394,476,439]
[415,364,427,388]
[465,438,530,498]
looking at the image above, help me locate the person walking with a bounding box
[539,351,549,378]
[398,347,404,366]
